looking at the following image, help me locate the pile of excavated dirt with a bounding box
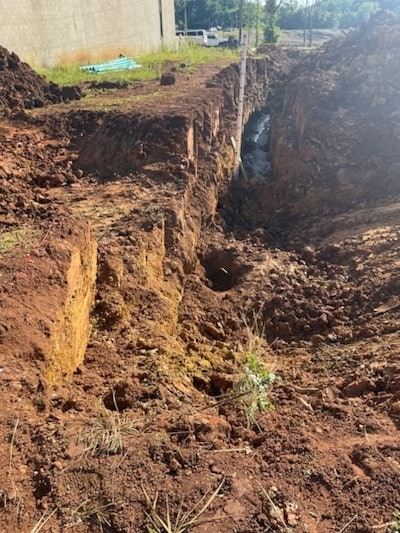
[236,11,400,225]
[0,23,400,533]
[0,46,81,116]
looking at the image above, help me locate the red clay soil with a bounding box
[0,18,400,533]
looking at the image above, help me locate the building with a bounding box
[0,0,176,67]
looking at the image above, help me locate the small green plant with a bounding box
[79,410,138,456]
[233,352,280,429]
[387,509,400,533]
[142,478,224,533]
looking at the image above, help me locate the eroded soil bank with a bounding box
[1,15,400,533]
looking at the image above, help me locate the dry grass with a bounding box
[78,409,138,456]
[257,483,293,533]
[65,500,114,531]
[30,509,58,533]
[142,478,225,533]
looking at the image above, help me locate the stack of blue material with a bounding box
[80,57,142,73]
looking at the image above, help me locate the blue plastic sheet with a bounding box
[80,57,142,73]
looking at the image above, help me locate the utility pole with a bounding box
[255,0,260,48]
[184,0,187,35]
[238,0,245,44]
[233,34,248,180]
[308,0,314,47]
[303,0,308,47]
[303,0,314,47]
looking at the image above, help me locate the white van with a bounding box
[176,29,208,46]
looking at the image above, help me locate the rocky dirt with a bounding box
[1,13,400,533]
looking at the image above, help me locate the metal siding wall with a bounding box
[0,0,176,67]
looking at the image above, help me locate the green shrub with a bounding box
[233,352,280,429]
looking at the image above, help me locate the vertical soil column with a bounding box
[0,215,97,385]
[45,233,97,384]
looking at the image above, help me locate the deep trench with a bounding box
[199,109,272,292]
[242,108,271,181]
[216,106,283,242]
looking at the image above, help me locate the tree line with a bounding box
[174,0,400,42]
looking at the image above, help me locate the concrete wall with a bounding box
[0,0,176,67]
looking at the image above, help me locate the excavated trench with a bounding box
[12,44,398,383]
[3,30,400,387]
[48,59,273,376]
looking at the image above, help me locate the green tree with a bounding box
[278,0,304,29]
[264,0,285,42]
[377,0,400,14]
[313,0,380,28]
[276,0,396,31]
[174,0,240,30]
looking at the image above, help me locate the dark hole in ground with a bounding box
[34,474,52,500]
[192,375,220,396]
[201,248,252,291]
[103,383,133,411]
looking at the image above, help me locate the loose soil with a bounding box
[0,13,400,533]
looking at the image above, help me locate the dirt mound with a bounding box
[0,46,81,116]
[250,11,400,221]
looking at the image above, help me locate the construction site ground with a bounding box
[0,16,400,533]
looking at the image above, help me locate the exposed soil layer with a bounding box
[1,16,400,533]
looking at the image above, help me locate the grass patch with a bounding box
[78,409,138,456]
[39,44,239,86]
[388,509,400,533]
[0,228,38,258]
[232,312,281,428]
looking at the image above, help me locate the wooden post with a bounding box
[233,34,248,180]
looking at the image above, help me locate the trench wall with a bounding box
[75,59,270,278]
[0,215,97,385]
[68,59,270,380]
[0,0,176,67]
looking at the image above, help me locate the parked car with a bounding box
[219,35,239,49]
[206,33,226,47]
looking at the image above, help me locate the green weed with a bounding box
[387,509,400,533]
[233,352,280,429]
